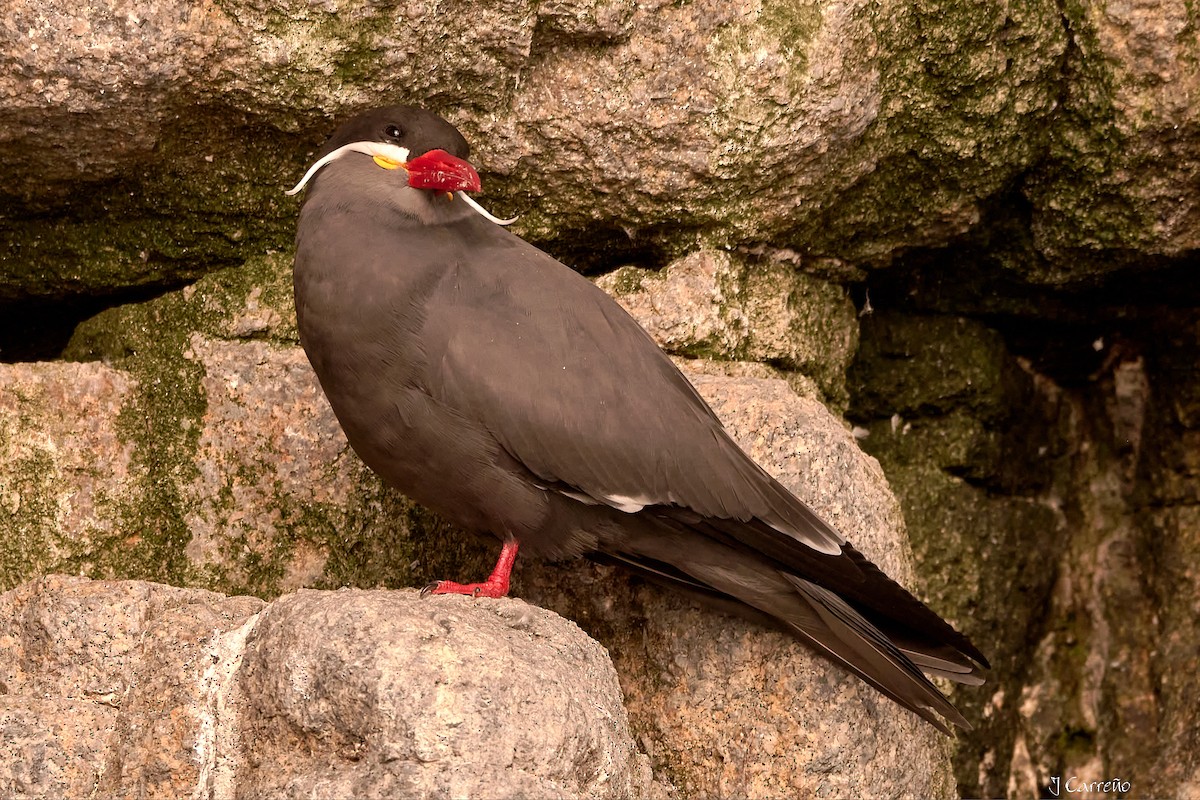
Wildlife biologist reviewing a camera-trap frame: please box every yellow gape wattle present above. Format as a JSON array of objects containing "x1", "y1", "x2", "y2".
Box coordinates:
[{"x1": 373, "y1": 154, "x2": 404, "y2": 170}]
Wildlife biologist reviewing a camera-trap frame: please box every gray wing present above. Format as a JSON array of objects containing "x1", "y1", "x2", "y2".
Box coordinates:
[{"x1": 419, "y1": 223, "x2": 844, "y2": 557}]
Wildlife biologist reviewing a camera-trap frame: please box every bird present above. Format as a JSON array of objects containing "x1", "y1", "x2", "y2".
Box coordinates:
[{"x1": 288, "y1": 105, "x2": 988, "y2": 734}]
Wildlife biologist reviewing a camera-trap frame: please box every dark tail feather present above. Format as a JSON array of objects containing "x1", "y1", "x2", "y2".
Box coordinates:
[
  {"x1": 780, "y1": 574, "x2": 971, "y2": 733},
  {"x1": 596, "y1": 540, "x2": 983, "y2": 734},
  {"x1": 670, "y1": 512, "x2": 989, "y2": 671}
]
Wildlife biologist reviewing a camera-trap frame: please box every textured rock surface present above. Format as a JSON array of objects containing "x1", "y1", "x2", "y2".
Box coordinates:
[
  {"x1": 597, "y1": 249, "x2": 859, "y2": 407},
  {"x1": 0, "y1": 361, "x2": 137, "y2": 588},
  {"x1": 237, "y1": 589, "x2": 655, "y2": 799},
  {"x1": 0, "y1": 575, "x2": 264, "y2": 799},
  {"x1": 849, "y1": 313, "x2": 1068, "y2": 795},
  {"x1": 845, "y1": 311, "x2": 1200, "y2": 798},
  {"x1": 0, "y1": 575, "x2": 654, "y2": 800},
  {"x1": 1137, "y1": 321, "x2": 1200, "y2": 798},
  {"x1": 1025, "y1": 0, "x2": 1200, "y2": 270},
  {"x1": 6, "y1": 0, "x2": 1165, "y2": 299},
  {"x1": 182, "y1": 334, "x2": 356, "y2": 591}
]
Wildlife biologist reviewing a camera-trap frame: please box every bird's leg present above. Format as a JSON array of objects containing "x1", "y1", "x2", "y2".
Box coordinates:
[{"x1": 421, "y1": 540, "x2": 519, "y2": 599}]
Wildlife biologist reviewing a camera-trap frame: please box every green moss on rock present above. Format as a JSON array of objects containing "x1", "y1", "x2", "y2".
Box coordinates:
[
  {"x1": 58, "y1": 254, "x2": 292, "y2": 593},
  {"x1": 62, "y1": 294, "x2": 209, "y2": 588},
  {"x1": 0, "y1": 442, "x2": 62, "y2": 590},
  {"x1": 1, "y1": 108, "x2": 307, "y2": 305}
]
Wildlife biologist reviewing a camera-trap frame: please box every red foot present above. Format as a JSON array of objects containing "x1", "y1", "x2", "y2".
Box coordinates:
[{"x1": 421, "y1": 540, "x2": 519, "y2": 599}]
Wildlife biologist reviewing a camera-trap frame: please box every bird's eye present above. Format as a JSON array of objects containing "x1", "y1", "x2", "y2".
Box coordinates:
[{"x1": 384, "y1": 125, "x2": 403, "y2": 140}]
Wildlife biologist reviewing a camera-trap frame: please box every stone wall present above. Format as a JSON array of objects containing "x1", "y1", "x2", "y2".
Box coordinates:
[{"x1": 3, "y1": 0, "x2": 1198, "y2": 795}]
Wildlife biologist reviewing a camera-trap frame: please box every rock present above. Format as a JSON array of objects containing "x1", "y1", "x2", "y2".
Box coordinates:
[
  {"x1": 0, "y1": 575, "x2": 655, "y2": 800},
  {"x1": 847, "y1": 312, "x2": 1068, "y2": 796},
  {"x1": 1141, "y1": 328, "x2": 1200, "y2": 800},
  {"x1": 0, "y1": 575, "x2": 263, "y2": 799},
  {"x1": 597, "y1": 249, "x2": 859, "y2": 406},
  {"x1": 181, "y1": 333, "x2": 359, "y2": 591},
  {"x1": 237, "y1": 590, "x2": 655, "y2": 799},
  {"x1": 1025, "y1": 0, "x2": 1200, "y2": 271},
  {"x1": 4, "y1": 0, "x2": 1077, "y2": 297},
  {"x1": 7, "y1": 0, "x2": 1186, "y2": 301},
  {"x1": 0, "y1": 361, "x2": 137, "y2": 588},
  {"x1": 0, "y1": 698, "x2": 114, "y2": 800},
  {"x1": 844, "y1": 309, "x2": 1200, "y2": 799}
]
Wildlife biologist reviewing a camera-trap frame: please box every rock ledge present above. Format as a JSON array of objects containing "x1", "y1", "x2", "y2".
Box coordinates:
[{"x1": 0, "y1": 575, "x2": 653, "y2": 800}]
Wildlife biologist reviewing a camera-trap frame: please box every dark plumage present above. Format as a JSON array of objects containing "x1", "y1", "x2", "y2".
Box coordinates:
[{"x1": 291, "y1": 105, "x2": 988, "y2": 733}]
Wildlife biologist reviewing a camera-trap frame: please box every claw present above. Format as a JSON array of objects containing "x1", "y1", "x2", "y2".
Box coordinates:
[{"x1": 418, "y1": 540, "x2": 520, "y2": 599}]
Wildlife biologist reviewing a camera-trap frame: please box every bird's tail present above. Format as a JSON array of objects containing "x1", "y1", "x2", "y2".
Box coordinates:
[{"x1": 597, "y1": 523, "x2": 985, "y2": 734}]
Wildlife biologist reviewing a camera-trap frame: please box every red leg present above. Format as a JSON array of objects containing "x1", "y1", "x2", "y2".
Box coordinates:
[{"x1": 421, "y1": 540, "x2": 519, "y2": 599}]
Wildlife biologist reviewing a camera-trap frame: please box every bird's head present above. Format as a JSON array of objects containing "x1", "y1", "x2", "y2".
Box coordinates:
[{"x1": 287, "y1": 106, "x2": 516, "y2": 225}]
